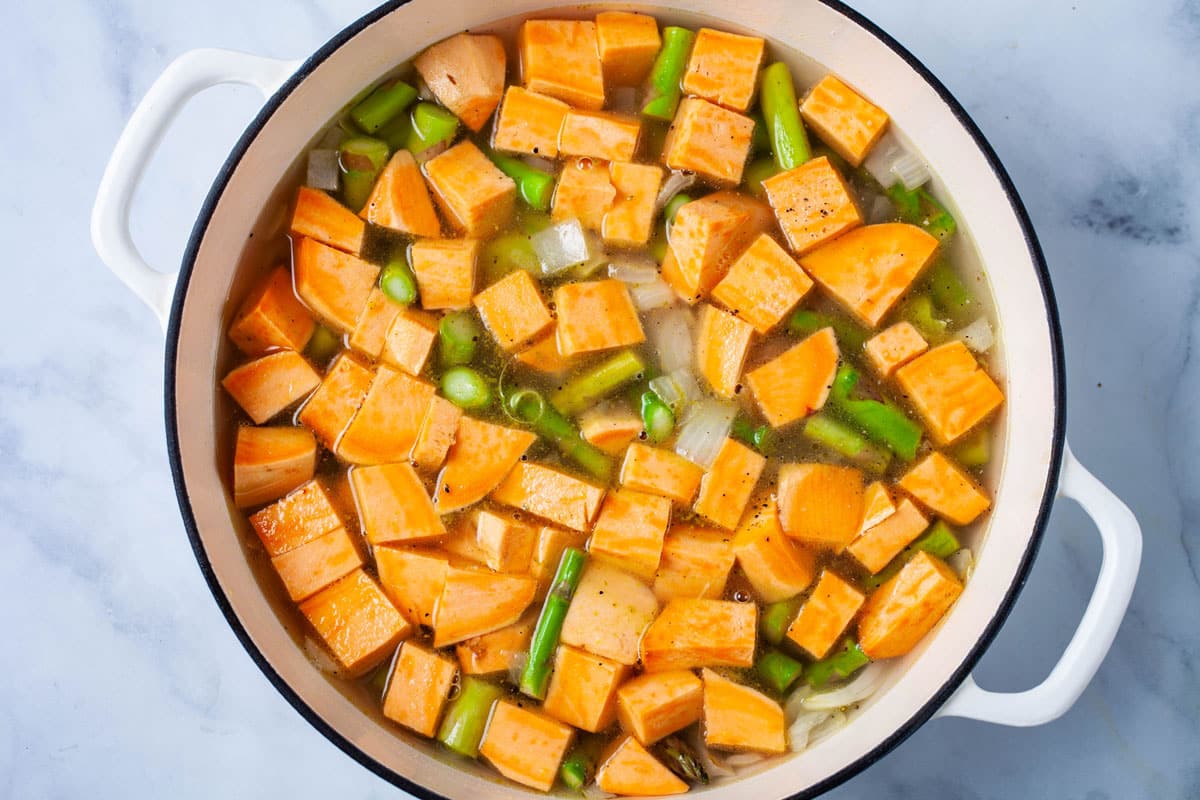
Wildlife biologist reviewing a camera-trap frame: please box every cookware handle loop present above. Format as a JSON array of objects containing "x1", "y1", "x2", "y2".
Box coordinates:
[
  {"x1": 936, "y1": 442, "x2": 1141, "y2": 726},
  {"x1": 91, "y1": 48, "x2": 300, "y2": 331}
]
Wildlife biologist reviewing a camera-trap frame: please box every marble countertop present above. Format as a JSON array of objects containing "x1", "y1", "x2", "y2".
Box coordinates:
[{"x1": 2, "y1": 0, "x2": 1197, "y2": 797}]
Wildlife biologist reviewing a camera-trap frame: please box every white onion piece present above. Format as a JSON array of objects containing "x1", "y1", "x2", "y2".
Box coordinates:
[
  {"x1": 416, "y1": 78, "x2": 436, "y2": 101},
  {"x1": 532, "y1": 219, "x2": 597, "y2": 275},
  {"x1": 303, "y1": 637, "x2": 340, "y2": 674},
  {"x1": 863, "y1": 131, "x2": 930, "y2": 191},
  {"x1": 867, "y1": 194, "x2": 894, "y2": 224},
  {"x1": 317, "y1": 125, "x2": 345, "y2": 149},
  {"x1": 788, "y1": 708, "x2": 833, "y2": 751},
  {"x1": 675, "y1": 398, "x2": 737, "y2": 468},
  {"x1": 685, "y1": 726, "x2": 735, "y2": 778},
  {"x1": 954, "y1": 317, "x2": 995, "y2": 353},
  {"x1": 784, "y1": 682, "x2": 816, "y2": 723},
  {"x1": 629, "y1": 279, "x2": 677, "y2": 311},
  {"x1": 890, "y1": 152, "x2": 932, "y2": 191},
  {"x1": 582, "y1": 784, "x2": 618, "y2": 800},
  {"x1": 947, "y1": 547, "x2": 974, "y2": 580},
  {"x1": 809, "y1": 709, "x2": 848, "y2": 745},
  {"x1": 306, "y1": 149, "x2": 341, "y2": 191},
  {"x1": 521, "y1": 153, "x2": 557, "y2": 173},
  {"x1": 655, "y1": 170, "x2": 698, "y2": 213},
  {"x1": 648, "y1": 369, "x2": 701, "y2": 412},
  {"x1": 646, "y1": 308, "x2": 694, "y2": 374},
  {"x1": 723, "y1": 752, "x2": 767, "y2": 768},
  {"x1": 608, "y1": 86, "x2": 638, "y2": 115},
  {"x1": 800, "y1": 662, "x2": 886, "y2": 711},
  {"x1": 608, "y1": 259, "x2": 661, "y2": 285}
]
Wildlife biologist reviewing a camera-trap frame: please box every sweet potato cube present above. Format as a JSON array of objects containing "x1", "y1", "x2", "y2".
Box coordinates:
[
  {"x1": 492, "y1": 86, "x2": 570, "y2": 157},
  {"x1": 596, "y1": 735, "x2": 689, "y2": 796},
  {"x1": 595, "y1": 11, "x2": 661, "y2": 85},
  {"x1": 799, "y1": 223, "x2": 939, "y2": 327},
  {"x1": 473, "y1": 269, "x2": 554, "y2": 351},
  {"x1": 515, "y1": 329, "x2": 576, "y2": 374},
  {"x1": 336, "y1": 367, "x2": 435, "y2": 465},
  {"x1": 233, "y1": 425, "x2": 317, "y2": 508},
  {"x1": 530, "y1": 526, "x2": 588, "y2": 597},
  {"x1": 440, "y1": 516, "x2": 492, "y2": 567},
  {"x1": 641, "y1": 599, "x2": 756, "y2": 672},
  {"x1": 695, "y1": 304, "x2": 754, "y2": 399},
  {"x1": 859, "y1": 551, "x2": 963, "y2": 658},
  {"x1": 899, "y1": 451, "x2": 991, "y2": 525},
  {"x1": 865, "y1": 321, "x2": 928, "y2": 377},
  {"x1": 474, "y1": 509, "x2": 537, "y2": 573},
  {"x1": 579, "y1": 402, "x2": 643, "y2": 456},
  {"x1": 763, "y1": 156, "x2": 862, "y2": 255},
  {"x1": 433, "y1": 566, "x2": 537, "y2": 647},
  {"x1": 860, "y1": 480, "x2": 897, "y2": 533},
  {"x1": 490, "y1": 462, "x2": 606, "y2": 532},
  {"x1": 297, "y1": 352, "x2": 373, "y2": 447},
  {"x1": 559, "y1": 110, "x2": 641, "y2": 162},
  {"x1": 603, "y1": 161, "x2": 663, "y2": 246},
  {"x1": 777, "y1": 463, "x2": 865, "y2": 548},
  {"x1": 561, "y1": 561, "x2": 660, "y2": 665},
  {"x1": 616, "y1": 670, "x2": 703, "y2": 745},
  {"x1": 270, "y1": 525, "x2": 363, "y2": 602},
  {"x1": 711, "y1": 234, "x2": 814, "y2": 333},
  {"x1": 682, "y1": 28, "x2": 765, "y2": 112},
  {"x1": 800, "y1": 74, "x2": 890, "y2": 167},
  {"x1": 350, "y1": 461, "x2": 445, "y2": 545},
  {"x1": 383, "y1": 642, "x2": 458, "y2": 736},
  {"x1": 410, "y1": 395, "x2": 462, "y2": 472},
  {"x1": 479, "y1": 701, "x2": 575, "y2": 792},
  {"x1": 228, "y1": 266, "x2": 315, "y2": 356},
  {"x1": 249, "y1": 480, "x2": 341, "y2": 556},
  {"x1": 554, "y1": 279, "x2": 645, "y2": 356},
  {"x1": 588, "y1": 488, "x2": 672, "y2": 582},
  {"x1": 434, "y1": 417, "x2": 536, "y2": 513},
  {"x1": 413, "y1": 33, "x2": 506, "y2": 132},
  {"x1": 375, "y1": 546, "x2": 448, "y2": 627},
  {"x1": 544, "y1": 645, "x2": 631, "y2": 732},
  {"x1": 223, "y1": 350, "x2": 321, "y2": 425},
  {"x1": 299, "y1": 569, "x2": 409, "y2": 676},
  {"x1": 733, "y1": 495, "x2": 819, "y2": 603},
  {"x1": 895, "y1": 341, "x2": 1004, "y2": 445},
  {"x1": 292, "y1": 237, "x2": 379, "y2": 333},
  {"x1": 848, "y1": 498, "x2": 930, "y2": 574},
  {"x1": 290, "y1": 186, "x2": 365, "y2": 254},
  {"x1": 349, "y1": 288, "x2": 401, "y2": 360},
  {"x1": 620, "y1": 443, "x2": 704, "y2": 505},
  {"x1": 424, "y1": 141, "x2": 515, "y2": 236},
  {"x1": 786, "y1": 569, "x2": 865, "y2": 659},
  {"x1": 552, "y1": 157, "x2": 616, "y2": 232},
  {"x1": 409, "y1": 238, "x2": 478, "y2": 311},
  {"x1": 519, "y1": 19, "x2": 606, "y2": 110},
  {"x1": 701, "y1": 669, "x2": 787, "y2": 754},
  {"x1": 379, "y1": 306, "x2": 438, "y2": 375},
  {"x1": 694, "y1": 437, "x2": 766, "y2": 529},
  {"x1": 456, "y1": 610, "x2": 536, "y2": 675},
  {"x1": 653, "y1": 525, "x2": 735, "y2": 602},
  {"x1": 662, "y1": 97, "x2": 754, "y2": 185},
  {"x1": 745, "y1": 327, "x2": 839, "y2": 428},
  {"x1": 660, "y1": 191, "x2": 771, "y2": 302},
  {"x1": 358, "y1": 149, "x2": 441, "y2": 237}
]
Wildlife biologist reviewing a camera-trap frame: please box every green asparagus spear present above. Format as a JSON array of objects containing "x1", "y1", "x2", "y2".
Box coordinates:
[
  {"x1": 864, "y1": 521, "x2": 961, "y2": 590},
  {"x1": 305, "y1": 324, "x2": 342, "y2": 365},
  {"x1": 380, "y1": 254, "x2": 418, "y2": 305},
  {"x1": 950, "y1": 425, "x2": 991, "y2": 468},
  {"x1": 806, "y1": 639, "x2": 870, "y2": 688},
  {"x1": 486, "y1": 149, "x2": 556, "y2": 211},
  {"x1": 437, "y1": 677, "x2": 504, "y2": 757},
  {"x1": 560, "y1": 735, "x2": 605, "y2": 791},
  {"x1": 664, "y1": 192, "x2": 694, "y2": 225},
  {"x1": 642, "y1": 27, "x2": 696, "y2": 121},
  {"x1": 803, "y1": 414, "x2": 892, "y2": 474},
  {"x1": 744, "y1": 156, "x2": 782, "y2": 198},
  {"x1": 899, "y1": 294, "x2": 950, "y2": 342},
  {"x1": 550, "y1": 350, "x2": 646, "y2": 415},
  {"x1": 338, "y1": 136, "x2": 390, "y2": 211},
  {"x1": 438, "y1": 311, "x2": 481, "y2": 366},
  {"x1": 757, "y1": 649, "x2": 806, "y2": 693},
  {"x1": 887, "y1": 183, "x2": 958, "y2": 242},
  {"x1": 731, "y1": 415, "x2": 775, "y2": 455},
  {"x1": 350, "y1": 78, "x2": 418, "y2": 134},
  {"x1": 923, "y1": 260, "x2": 977, "y2": 323},
  {"x1": 640, "y1": 391, "x2": 675, "y2": 444},
  {"x1": 482, "y1": 231, "x2": 540, "y2": 283},
  {"x1": 760, "y1": 596, "x2": 803, "y2": 646},
  {"x1": 760, "y1": 62, "x2": 812, "y2": 169},
  {"x1": 507, "y1": 390, "x2": 614, "y2": 482},
  {"x1": 403, "y1": 101, "x2": 459, "y2": 155},
  {"x1": 441, "y1": 366, "x2": 493, "y2": 409},
  {"x1": 787, "y1": 308, "x2": 868, "y2": 353},
  {"x1": 656, "y1": 736, "x2": 709, "y2": 784},
  {"x1": 521, "y1": 548, "x2": 587, "y2": 699},
  {"x1": 828, "y1": 366, "x2": 923, "y2": 461}
]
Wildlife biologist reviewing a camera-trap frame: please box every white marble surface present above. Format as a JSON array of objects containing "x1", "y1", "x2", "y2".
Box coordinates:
[{"x1": 2, "y1": 0, "x2": 1197, "y2": 797}]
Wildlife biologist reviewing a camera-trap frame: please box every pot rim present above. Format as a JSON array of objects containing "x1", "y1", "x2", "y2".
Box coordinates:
[{"x1": 163, "y1": 1, "x2": 1067, "y2": 797}]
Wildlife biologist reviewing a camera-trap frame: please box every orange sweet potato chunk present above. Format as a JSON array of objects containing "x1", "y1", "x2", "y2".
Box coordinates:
[
  {"x1": 473, "y1": 509, "x2": 537, "y2": 573},
  {"x1": 349, "y1": 288, "x2": 401, "y2": 360},
  {"x1": 620, "y1": 443, "x2": 705, "y2": 505},
  {"x1": 234, "y1": 425, "x2": 317, "y2": 508},
  {"x1": 616, "y1": 670, "x2": 703, "y2": 745},
  {"x1": 552, "y1": 157, "x2": 617, "y2": 232},
  {"x1": 899, "y1": 451, "x2": 991, "y2": 525},
  {"x1": 859, "y1": 551, "x2": 963, "y2": 659},
  {"x1": 579, "y1": 402, "x2": 643, "y2": 456},
  {"x1": 413, "y1": 33, "x2": 506, "y2": 132},
  {"x1": 588, "y1": 488, "x2": 672, "y2": 582},
  {"x1": 410, "y1": 395, "x2": 462, "y2": 472},
  {"x1": 434, "y1": 417, "x2": 536, "y2": 513},
  {"x1": 293, "y1": 236, "x2": 379, "y2": 333},
  {"x1": 473, "y1": 269, "x2": 554, "y2": 351},
  {"x1": 786, "y1": 569, "x2": 865, "y2": 659},
  {"x1": 409, "y1": 238, "x2": 478, "y2": 311},
  {"x1": 860, "y1": 480, "x2": 897, "y2": 533},
  {"x1": 653, "y1": 524, "x2": 735, "y2": 602},
  {"x1": 682, "y1": 28, "x2": 765, "y2": 112},
  {"x1": 895, "y1": 341, "x2": 1004, "y2": 445},
  {"x1": 641, "y1": 598, "x2": 756, "y2": 672},
  {"x1": 248, "y1": 479, "x2": 341, "y2": 557},
  {"x1": 763, "y1": 156, "x2": 862, "y2": 255},
  {"x1": 695, "y1": 303, "x2": 755, "y2": 399},
  {"x1": 711, "y1": 234, "x2": 814, "y2": 333},
  {"x1": 433, "y1": 566, "x2": 537, "y2": 647},
  {"x1": 228, "y1": 266, "x2": 315, "y2": 356},
  {"x1": 733, "y1": 495, "x2": 819, "y2": 603},
  {"x1": 290, "y1": 186, "x2": 365, "y2": 254},
  {"x1": 479, "y1": 701, "x2": 575, "y2": 792},
  {"x1": 380, "y1": 306, "x2": 439, "y2": 375},
  {"x1": 559, "y1": 110, "x2": 641, "y2": 162},
  {"x1": 745, "y1": 327, "x2": 839, "y2": 428},
  {"x1": 383, "y1": 641, "x2": 458, "y2": 736},
  {"x1": 554, "y1": 279, "x2": 645, "y2": 356},
  {"x1": 456, "y1": 609, "x2": 536, "y2": 675},
  {"x1": 336, "y1": 367, "x2": 435, "y2": 465},
  {"x1": 375, "y1": 546, "x2": 448, "y2": 628},
  {"x1": 561, "y1": 561, "x2": 660, "y2": 665},
  {"x1": 492, "y1": 86, "x2": 570, "y2": 157},
  {"x1": 543, "y1": 645, "x2": 631, "y2": 732},
  {"x1": 596, "y1": 735, "x2": 689, "y2": 796},
  {"x1": 662, "y1": 97, "x2": 754, "y2": 184},
  {"x1": 661, "y1": 191, "x2": 772, "y2": 302},
  {"x1": 604, "y1": 161, "x2": 663, "y2": 247},
  {"x1": 701, "y1": 669, "x2": 787, "y2": 754},
  {"x1": 350, "y1": 461, "x2": 445, "y2": 545},
  {"x1": 777, "y1": 463, "x2": 865, "y2": 548},
  {"x1": 800, "y1": 74, "x2": 890, "y2": 167},
  {"x1": 693, "y1": 437, "x2": 766, "y2": 529},
  {"x1": 847, "y1": 498, "x2": 930, "y2": 573},
  {"x1": 424, "y1": 141, "x2": 515, "y2": 236},
  {"x1": 297, "y1": 352, "x2": 374, "y2": 448},
  {"x1": 270, "y1": 525, "x2": 363, "y2": 602},
  {"x1": 799, "y1": 223, "x2": 939, "y2": 327},
  {"x1": 595, "y1": 11, "x2": 661, "y2": 86},
  {"x1": 515, "y1": 329, "x2": 577, "y2": 374},
  {"x1": 519, "y1": 19, "x2": 606, "y2": 110},
  {"x1": 359, "y1": 149, "x2": 441, "y2": 238},
  {"x1": 865, "y1": 321, "x2": 929, "y2": 377},
  {"x1": 223, "y1": 350, "x2": 321, "y2": 425},
  {"x1": 490, "y1": 462, "x2": 606, "y2": 532},
  {"x1": 299, "y1": 569, "x2": 410, "y2": 676}
]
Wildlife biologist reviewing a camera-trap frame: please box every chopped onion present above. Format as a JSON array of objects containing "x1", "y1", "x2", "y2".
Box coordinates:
[
  {"x1": 521, "y1": 153, "x2": 557, "y2": 173},
  {"x1": 646, "y1": 307, "x2": 694, "y2": 374},
  {"x1": 947, "y1": 547, "x2": 974, "y2": 580},
  {"x1": 723, "y1": 752, "x2": 767, "y2": 769},
  {"x1": 675, "y1": 398, "x2": 737, "y2": 468},
  {"x1": 655, "y1": 170, "x2": 698, "y2": 213},
  {"x1": 954, "y1": 317, "x2": 995, "y2": 353},
  {"x1": 890, "y1": 151, "x2": 932, "y2": 191},
  {"x1": 532, "y1": 219, "x2": 598, "y2": 276},
  {"x1": 784, "y1": 683, "x2": 816, "y2": 723},
  {"x1": 608, "y1": 86, "x2": 638, "y2": 115},
  {"x1": 863, "y1": 131, "x2": 930, "y2": 191},
  {"x1": 648, "y1": 369, "x2": 701, "y2": 412},
  {"x1": 685, "y1": 726, "x2": 734, "y2": 778},
  {"x1": 867, "y1": 194, "x2": 894, "y2": 224},
  {"x1": 629, "y1": 279, "x2": 677, "y2": 311},
  {"x1": 788, "y1": 708, "x2": 833, "y2": 751},
  {"x1": 809, "y1": 709, "x2": 849, "y2": 745},
  {"x1": 317, "y1": 125, "x2": 345, "y2": 149},
  {"x1": 608, "y1": 259, "x2": 661, "y2": 285},
  {"x1": 306, "y1": 149, "x2": 341, "y2": 191},
  {"x1": 303, "y1": 637, "x2": 340, "y2": 674},
  {"x1": 582, "y1": 785, "x2": 618, "y2": 800},
  {"x1": 800, "y1": 662, "x2": 886, "y2": 711}
]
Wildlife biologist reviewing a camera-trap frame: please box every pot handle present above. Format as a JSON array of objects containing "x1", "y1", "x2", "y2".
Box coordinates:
[
  {"x1": 91, "y1": 48, "x2": 301, "y2": 331},
  {"x1": 935, "y1": 442, "x2": 1141, "y2": 726}
]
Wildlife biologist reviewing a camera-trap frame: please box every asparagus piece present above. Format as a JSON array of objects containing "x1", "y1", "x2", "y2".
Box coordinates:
[
  {"x1": 507, "y1": 390, "x2": 614, "y2": 482},
  {"x1": 760, "y1": 597, "x2": 803, "y2": 645},
  {"x1": 806, "y1": 639, "x2": 870, "y2": 688},
  {"x1": 350, "y1": 78, "x2": 418, "y2": 134},
  {"x1": 864, "y1": 521, "x2": 961, "y2": 590},
  {"x1": 923, "y1": 259, "x2": 977, "y2": 323},
  {"x1": 560, "y1": 735, "x2": 605, "y2": 792},
  {"x1": 664, "y1": 192, "x2": 694, "y2": 225},
  {"x1": 899, "y1": 294, "x2": 950, "y2": 342},
  {"x1": 305, "y1": 324, "x2": 342, "y2": 365},
  {"x1": 441, "y1": 366, "x2": 493, "y2": 409},
  {"x1": 520, "y1": 548, "x2": 587, "y2": 699},
  {"x1": 787, "y1": 308, "x2": 868, "y2": 353},
  {"x1": 757, "y1": 649, "x2": 805, "y2": 693},
  {"x1": 803, "y1": 414, "x2": 892, "y2": 475},
  {"x1": 338, "y1": 136, "x2": 390, "y2": 211},
  {"x1": 743, "y1": 156, "x2": 782, "y2": 198},
  {"x1": 656, "y1": 735, "x2": 709, "y2": 784},
  {"x1": 482, "y1": 231, "x2": 540, "y2": 284},
  {"x1": 437, "y1": 677, "x2": 504, "y2": 758},
  {"x1": 640, "y1": 390, "x2": 675, "y2": 444},
  {"x1": 403, "y1": 101, "x2": 460, "y2": 156},
  {"x1": 486, "y1": 149, "x2": 556, "y2": 211},
  {"x1": 950, "y1": 425, "x2": 991, "y2": 468},
  {"x1": 828, "y1": 366, "x2": 923, "y2": 461},
  {"x1": 550, "y1": 350, "x2": 647, "y2": 415},
  {"x1": 887, "y1": 183, "x2": 958, "y2": 242},
  {"x1": 642, "y1": 27, "x2": 696, "y2": 121},
  {"x1": 731, "y1": 415, "x2": 775, "y2": 455},
  {"x1": 380, "y1": 254, "x2": 418, "y2": 305},
  {"x1": 438, "y1": 311, "x2": 481, "y2": 366},
  {"x1": 750, "y1": 111, "x2": 771, "y2": 154},
  {"x1": 760, "y1": 62, "x2": 812, "y2": 170}
]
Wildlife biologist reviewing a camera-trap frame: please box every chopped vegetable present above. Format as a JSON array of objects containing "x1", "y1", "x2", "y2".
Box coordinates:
[
  {"x1": 673, "y1": 398, "x2": 737, "y2": 469},
  {"x1": 560, "y1": 735, "x2": 604, "y2": 790},
  {"x1": 648, "y1": 369, "x2": 702, "y2": 413},
  {"x1": 756, "y1": 649, "x2": 805, "y2": 693},
  {"x1": 551, "y1": 350, "x2": 646, "y2": 415},
  {"x1": 305, "y1": 323, "x2": 342, "y2": 364},
  {"x1": 828, "y1": 365, "x2": 923, "y2": 461},
  {"x1": 441, "y1": 366, "x2": 493, "y2": 409},
  {"x1": 743, "y1": 156, "x2": 781, "y2": 198},
  {"x1": 640, "y1": 391, "x2": 675, "y2": 443},
  {"x1": 482, "y1": 231, "x2": 540, "y2": 283},
  {"x1": 379, "y1": 254, "x2": 418, "y2": 305},
  {"x1": 656, "y1": 735, "x2": 709, "y2": 784},
  {"x1": 350, "y1": 78, "x2": 418, "y2": 133},
  {"x1": 438, "y1": 311, "x2": 481, "y2": 366},
  {"x1": 803, "y1": 414, "x2": 892, "y2": 474},
  {"x1": 731, "y1": 416, "x2": 775, "y2": 455},
  {"x1": 888, "y1": 183, "x2": 957, "y2": 241},
  {"x1": 306, "y1": 149, "x2": 340, "y2": 191},
  {"x1": 924, "y1": 260, "x2": 977, "y2": 321},
  {"x1": 664, "y1": 192, "x2": 693, "y2": 225},
  {"x1": 799, "y1": 74, "x2": 889, "y2": 168},
  {"x1": 900, "y1": 294, "x2": 950, "y2": 342},
  {"x1": 951, "y1": 425, "x2": 991, "y2": 468},
  {"x1": 645, "y1": 307, "x2": 695, "y2": 374},
  {"x1": 403, "y1": 101, "x2": 460, "y2": 156},
  {"x1": 787, "y1": 308, "x2": 868, "y2": 353},
  {"x1": 337, "y1": 136, "x2": 390, "y2": 211},
  {"x1": 520, "y1": 547, "x2": 587, "y2": 699},
  {"x1": 760, "y1": 597, "x2": 802, "y2": 645},
  {"x1": 531, "y1": 218, "x2": 603, "y2": 276},
  {"x1": 760, "y1": 62, "x2": 812, "y2": 170},
  {"x1": 438, "y1": 676, "x2": 505, "y2": 757},
  {"x1": 486, "y1": 148, "x2": 556, "y2": 211},
  {"x1": 805, "y1": 639, "x2": 871, "y2": 688},
  {"x1": 642, "y1": 26, "x2": 696, "y2": 121},
  {"x1": 506, "y1": 389, "x2": 615, "y2": 482}
]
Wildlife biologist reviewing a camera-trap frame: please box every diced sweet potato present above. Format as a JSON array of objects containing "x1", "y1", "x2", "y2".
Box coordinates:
[
  {"x1": 530, "y1": 526, "x2": 588, "y2": 597},
  {"x1": 786, "y1": 569, "x2": 865, "y2": 659},
  {"x1": 380, "y1": 306, "x2": 439, "y2": 375},
  {"x1": 859, "y1": 551, "x2": 963, "y2": 658},
  {"x1": 474, "y1": 509, "x2": 537, "y2": 573},
  {"x1": 299, "y1": 569, "x2": 409, "y2": 676},
  {"x1": 490, "y1": 462, "x2": 606, "y2": 532},
  {"x1": 595, "y1": 735, "x2": 689, "y2": 796},
  {"x1": 552, "y1": 157, "x2": 616, "y2": 232},
  {"x1": 763, "y1": 156, "x2": 862, "y2": 255},
  {"x1": 898, "y1": 451, "x2": 991, "y2": 525},
  {"x1": 413, "y1": 33, "x2": 506, "y2": 132},
  {"x1": 439, "y1": 516, "x2": 491, "y2": 567},
  {"x1": 270, "y1": 525, "x2": 363, "y2": 602},
  {"x1": 479, "y1": 701, "x2": 575, "y2": 792},
  {"x1": 800, "y1": 74, "x2": 890, "y2": 167},
  {"x1": 641, "y1": 599, "x2": 756, "y2": 671},
  {"x1": 865, "y1": 321, "x2": 928, "y2": 377},
  {"x1": 374, "y1": 546, "x2": 448, "y2": 627},
  {"x1": 554, "y1": 279, "x2": 645, "y2": 356},
  {"x1": 358, "y1": 149, "x2": 441, "y2": 237},
  {"x1": 223, "y1": 350, "x2": 321, "y2": 425},
  {"x1": 410, "y1": 395, "x2": 462, "y2": 472},
  {"x1": 233, "y1": 425, "x2": 317, "y2": 507},
  {"x1": 519, "y1": 19, "x2": 606, "y2": 110},
  {"x1": 799, "y1": 223, "x2": 939, "y2": 327},
  {"x1": 711, "y1": 234, "x2": 814, "y2": 333},
  {"x1": 473, "y1": 269, "x2": 554, "y2": 351},
  {"x1": 695, "y1": 304, "x2": 754, "y2": 399},
  {"x1": 895, "y1": 341, "x2": 1004, "y2": 445},
  {"x1": 336, "y1": 367, "x2": 435, "y2": 465},
  {"x1": 492, "y1": 86, "x2": 570, "y2": 157},
  {"x1": 292, "y1": 236, "x2": 380, "y2": 333},
  {"x1": 693, "y1": 437, "x2": 766, "y2": 529},
  {"x1": 860, "y1": 480, "x2": 897, "y2": 533},
  {"x1": 660, "y1": 191, "x2": 771, "y2": 302},
  {"x1": 543, "y1": 645, "x2": 631, "y2": 732},
  {"x1": 682, "y1": 28, "x2": 765, "y2": 112},
  {"x1": 848, "y1": 498, "x2": 930, "y2": 574},
  {"x1": 515, "y1": 329, "x2": 577, "y2": 374},
  {"x1": 383, "y1": 641, "x2": 458, "y2": 736},
  {"x1": 433, "y1": 566, "x2": 537, "y2": 647},
  {"x1": 290, "y1": 186, "x2": 365, "y2": 254},
  {"x1": 653, "y1": 524, "x2": 735, "y2": 602},
  {"x1": 297, "y1": 352, "x2": 373, "y2": 448},
  {"x1": 616, "y1": 670, "x2": 703, "y2": 745},
  {"x1": 409, "y1": 238, "x2": 478, "y2": 311},
  {"x1": 456, "y1": 609, "x2": 536, "y2": 675},
  {"x1": 579, "y1": 402, "x2": 643, "y2": 456},
  {"x1": 745, "y1": 327, "x2": 839, "y2": 427},
  {"x1": 777, "y1": 463, "x2": 865, "y2": 548},
  {"x1": 561, "y1": 560, "x2": 660, "y2": 665},
  {"x1": 662, "y1": 97, "x2": 754, "y2": 184},
  {"x1": 349, "y1": 288, "x2": 401, "y2": 360},
  {"x1": 620, "y1": 443, "x2": 704, "y2": 505},
  {"x1": 435, "y1": 417, "x2": 536, "y2": 513},
  {"x1": 603, "y1": 161, "x2": 663, "y2": 246},
  {"x1": 732, "y1": 495, "x2": 819, "y2": 603},
  {"x1": 595, "y1": 11, "x2": 661, "y2": 85},
  {"x1": 228, "y1": 266, "x2": 315, "y2": 356},
  {"x1": 424, "y1": 141, "x2": 516, "y2": 236},
  {"x1": 588, "y1": 488, "x2": 672, "y2": 582},
  {"x1": 249, "y1": 479, "x2": 341, "y2": 557},
  {"x1": 559, "y1": 110, "x2": 641, "y2": 162},
  {"x1": 701, "y1": 669, "x2": 786, "y2": 754},
  {"x1": 350, "y1": 461, "x2": 445, "y2": 545}
]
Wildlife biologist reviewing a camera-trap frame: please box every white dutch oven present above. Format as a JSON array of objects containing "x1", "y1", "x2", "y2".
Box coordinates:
[{"x1": 91, "y1": 2, "x2": 1143, "y2": 798}]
